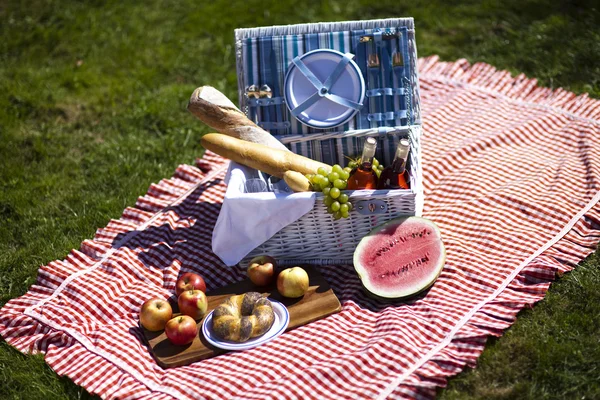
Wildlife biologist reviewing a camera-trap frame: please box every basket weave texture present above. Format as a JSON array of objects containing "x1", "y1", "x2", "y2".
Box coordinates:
[{"x1": 231, "y1": 18, "x2": 424, "y2": 265}]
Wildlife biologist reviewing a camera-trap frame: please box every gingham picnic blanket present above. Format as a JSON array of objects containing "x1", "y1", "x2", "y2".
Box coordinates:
[{"x1": 1, "y1": 56, "x2": 599, "y2": 400}]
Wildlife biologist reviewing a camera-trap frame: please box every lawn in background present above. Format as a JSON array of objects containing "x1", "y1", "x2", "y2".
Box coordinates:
[{"x1": 1, "y1": 0, "x2": 599, "y2": 399}]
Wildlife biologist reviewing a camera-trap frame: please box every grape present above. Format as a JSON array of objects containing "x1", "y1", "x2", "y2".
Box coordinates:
[
  {"x1": 318, "y1": 175, "x2": 330, "y2": 187},
  {"x1": 378, "y1": 165, "x2": 384, "y2": 171},
  {"x1": 373, "y1": 158, "x2": 379, "y2": 167},
  {"x1": 314, "y1": 164, "x2": 351, "y2": 220},
  {"x1": 331, "y1": 201, "x2": 341, "y2": 212},
  {"x1": 346, "y1": 202, "x2": 353, "y2": 212},
  {"x1": 312, "y1": 183, "x2": 321, "y2": 192},
  {"x1": 340, "y1": 203, "x2": 349, "y2": 213},
  {"x1": 375, "y1": 170, "x2": 381, "y2": 178},
  {"x1": 328, "y1": 172, "x2": 340, "y2": 182},
  {"x1": 341, "y1": 210, "x2": 349, "y2": 218},
  {"x1": 348, "y1": 161, "x2": 357, "y2": 169}
]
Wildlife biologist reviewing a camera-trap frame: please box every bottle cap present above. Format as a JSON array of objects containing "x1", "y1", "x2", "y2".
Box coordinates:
[
  {"x1": 362, "y1": 137, "x2": 377, "y2": 160},
  {"x1": 396, "y1": 138, "x2": 410, "y2": 159}
]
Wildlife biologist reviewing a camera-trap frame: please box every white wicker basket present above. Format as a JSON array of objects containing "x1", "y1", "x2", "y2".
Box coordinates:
[{"x1": 227, "y1": 18, "x2": 423, "y2": 266}]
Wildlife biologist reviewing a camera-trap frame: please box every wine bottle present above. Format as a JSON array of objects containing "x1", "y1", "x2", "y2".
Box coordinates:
[
  {"x1": 377, "y1": 138, "x2": 410, "y2": 189},
  {"x1": 347, "y1": 137, "x2": 379, "y2": 190}
]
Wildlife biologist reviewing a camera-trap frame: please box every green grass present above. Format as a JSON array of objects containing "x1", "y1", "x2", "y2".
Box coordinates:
[{"x1": 0, "y1": 0, "x2": 599, "y2": 398}]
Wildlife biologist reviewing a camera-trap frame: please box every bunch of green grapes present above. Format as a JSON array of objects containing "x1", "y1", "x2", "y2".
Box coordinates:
[
  {"x1": 305, "y1": 164, "x2": 353, "y2": 220},
  {"x1": 346, "y1": 157, "x2": 385, "y2": 178},
  {"x1": 373, "y1": 158, "x2": 385, "y2": 178}
]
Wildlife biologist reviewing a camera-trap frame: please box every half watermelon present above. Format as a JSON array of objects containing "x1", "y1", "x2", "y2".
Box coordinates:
[{"x1": 353, "y1": 216, "x2": 446, "y2": 300}]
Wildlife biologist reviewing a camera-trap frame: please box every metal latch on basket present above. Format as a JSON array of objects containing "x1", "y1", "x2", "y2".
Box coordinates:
[{"x1": 355, "y1": 199, "x2": 388, "y2": 215}]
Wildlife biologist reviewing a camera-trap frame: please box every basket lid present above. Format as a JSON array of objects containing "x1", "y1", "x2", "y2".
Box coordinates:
[
  {"x1": 235, "y1": 18, "x2": 420, "y2": 134},
  {"x1": 284, "y1": 49, "x2": 365, "y2": 129}
]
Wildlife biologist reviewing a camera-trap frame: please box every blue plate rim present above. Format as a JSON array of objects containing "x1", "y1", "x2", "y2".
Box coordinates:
[{"x1": 283, "y1": 48, "x2": 365, "y2": 129}]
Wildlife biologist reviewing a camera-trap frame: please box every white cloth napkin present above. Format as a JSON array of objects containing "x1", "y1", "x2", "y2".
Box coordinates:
[{"x1": 212, "y1": 162, "x2": 316, "y2": 266}]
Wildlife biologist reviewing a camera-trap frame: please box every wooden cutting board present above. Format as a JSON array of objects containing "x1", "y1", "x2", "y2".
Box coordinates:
[{"x1": 141, "y1": 265, "x2": 341, "y2": 368}]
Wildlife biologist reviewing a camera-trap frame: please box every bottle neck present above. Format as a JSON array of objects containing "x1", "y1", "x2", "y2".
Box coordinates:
[
  {"x1": 391, "y1": 159, "x2": 406, "y2": 173},
  {"x1": 360, "y1": 137, "x2": 377, "y2": 170},
  {"x1": 391, "y1": 139, "x2": 410, "y2": 173}
]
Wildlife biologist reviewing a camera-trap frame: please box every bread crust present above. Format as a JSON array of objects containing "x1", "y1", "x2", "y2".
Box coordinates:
[
  {"x1": 283, "y1": 170, "x2": 313, "y2": 192},
  {"x1": 201, "y1": 133, "x2": 330, "y2": 179},
  {"x1": 212, "y1": 292, "x2": 275, "y2": 342},
  {"x1": 187, "y1": 86, "x2": 290, "y2": 152}
]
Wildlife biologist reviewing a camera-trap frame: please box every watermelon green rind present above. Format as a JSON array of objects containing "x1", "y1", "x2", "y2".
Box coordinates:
[{"x1": 353, "y1": 216, "x2": 446, "y2": 300}]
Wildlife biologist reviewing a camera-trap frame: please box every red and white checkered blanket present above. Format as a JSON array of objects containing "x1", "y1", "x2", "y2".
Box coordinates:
[{"x1": 2, "y1": 57, "x2": 599, "y2": 399}]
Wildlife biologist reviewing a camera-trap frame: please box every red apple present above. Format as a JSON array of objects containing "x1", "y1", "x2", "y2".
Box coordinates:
[
  {"x1": 164, "y1": 315, "x2": 198, "y2": 346},
  {"x1": 139, "y1": 298, "x2": 173, "y2": 332},
  {"x1": 175, "y1": 272, "x2": 206, "y2": 296},
  {"x1": 247, "y1": 255, "x2": 276, "y2": 286},
  {"x1": 277, "y1": 267, "x2": 310, "y2": 298},
  {"x1": 178, "y1": 289, "x2": 208, "y2": 320}
]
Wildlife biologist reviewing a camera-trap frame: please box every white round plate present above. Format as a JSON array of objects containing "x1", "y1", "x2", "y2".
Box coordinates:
[
  {"x1": 202, "y1": 300, "x2": 289, "y2": 351},
  {"x1": 284, "y1": 49, "x2": 365, "y2": 129}
]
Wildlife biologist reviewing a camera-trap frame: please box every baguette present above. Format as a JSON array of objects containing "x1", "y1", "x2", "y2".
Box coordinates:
[
  {"x1": 283, "y1": 171, "x2": 312, "y2": 192},
  {"x1": 201, "y1": 133, "x2": 330, "y2": 178},
  {"x1": 188, "y1": 86, "x2": 289, "y2": 151}
]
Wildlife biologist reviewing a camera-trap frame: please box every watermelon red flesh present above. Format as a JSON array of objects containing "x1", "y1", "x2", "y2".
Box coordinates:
[{"x1": 353, "y1": 217, "x2": 445, "y2": 299}]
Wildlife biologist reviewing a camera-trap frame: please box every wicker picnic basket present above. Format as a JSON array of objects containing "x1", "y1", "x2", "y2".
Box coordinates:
[{"x1": 229, "y1": 18, "x2": 423, "y2": 265}]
